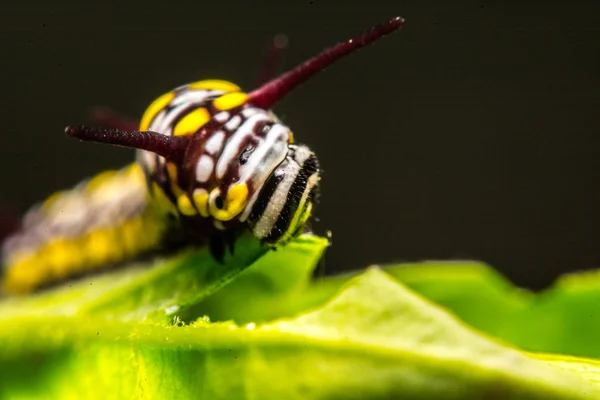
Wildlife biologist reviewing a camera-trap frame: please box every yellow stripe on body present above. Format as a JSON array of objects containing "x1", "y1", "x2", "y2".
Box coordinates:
[
  {"x1": 1, "y1": 164, "x2": 169, "y2": 295},
  {"x1": 151, "y1": 182, "x2": 178, "y2": 215},
  {"x1": 140, "y1": 92, "x2": 176, "y2": 131},
  {"x1": 166, "y1": 162, "x2": 185, "y2": 198},
  {"x1": 192, "y1": 188, "x2": 210, "y2": 217},
  {"x1": 188, "y1": 80, "x2": 241, "y2": 92},
  {"x1": 2, "y1": 209, "x2": 166, "y2": 295},
  {"x1": 173, "y1": 108, "x2": 210, "y2": 137},
  {"x1": 177, "y1": 194, "x2": 197, "y2": 216},
  {"x1": 138, "y1": 80, "x2": 241, "y2": 133},
  {"x1": 41, "y1": 190, "x2": 66, "y2": 211},
  {"x1": 213, "y1": 92, "x2": 248, "y2": 111},
  {"x1": 277, "y1": 174, "x2": 319, "y2": 244}
]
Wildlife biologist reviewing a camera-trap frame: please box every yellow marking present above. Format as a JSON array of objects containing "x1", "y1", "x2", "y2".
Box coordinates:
[
  {"x1": 2, "y1": 258, "x2": 41, "y2": 295},
  {"x1": 1, "y1": 184, "x2": 169, "y2": 295},
  {"x1": 125, "y1": 163, "x2": 145, "y2": 180},
  {"x1": 86, "y1": 170, "x2": 119, "y2": 191},
  {"x1": 4, "y1": 217, "x2": 164, "y2": 294},
  {"x1": 213, "y1": 92, "x2": 248, "y2": 111},
  {"x1": 120, "y1": 218, "x2": 142, "y2": 257},
  {"x1": 173, "y1": 108, "x2": 211, "y2": 137},
  {"x1": 279, "y1": 201, "x2": 313, "y2": 245},
  {"x1": 177, "y1": 194, "x2": 197, "y2": 216},
  {"x1": 41, "y1": 190, "x2": 66, "y2": 210},
  {"x1": 44, "y1": 239, "x2": 75, "y2": 280},
  {"x1": 166, "y1": 163, "x2": 185, "y2": 197},
  {"x1": 140, "y1": 91, "x2": 176, "y2": 130},
  {"x1": 140, "y1": 212, "x2": 165, "y2": 248},
  {"x1": 192, "y1": 188, "x2": 209, "y2": 217},
  {"x1": 85, "y1": 229, "x2": 118, "y2": 266},
  {"x1": 279, "y1": 201, "x2": 309, "y2": 245},
  {"x1": 297, "y1": 202, "x2": 313, "y2": 235},
  {"x1": 151, "y1": 182, "x2": 177, "y2": 215},
  {"x1": 188, "y1": 80, "x2": 241, "y2": 92},
  {"x1": 288, "y1": 131, "x2": 295, "y2": 144},
  {"x1": 209, "y1": 183, "x2": 249, "y2": 221}
]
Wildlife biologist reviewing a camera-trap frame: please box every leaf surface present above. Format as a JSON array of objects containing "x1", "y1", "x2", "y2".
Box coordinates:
[{"x1": 2, "y1": 236, "x2": 600, "y2": 399}]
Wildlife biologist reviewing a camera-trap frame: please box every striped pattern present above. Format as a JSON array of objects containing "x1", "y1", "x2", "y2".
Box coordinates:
[
  {"x1": 1, "y1": 80, "x2": 320, "y2": 294},
  {"x1": 1, "y1": 165, "x2": 168, "y2": 294},
  {"x1": 247, "y1": 145, "x2": 320, "y2": 244},
  {"x1": 134, "y1": 81, "x2": 295, "y2": 231}
]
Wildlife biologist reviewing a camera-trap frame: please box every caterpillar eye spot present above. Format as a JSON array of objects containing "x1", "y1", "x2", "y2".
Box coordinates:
[
  {"x1": 238, "y1": 146, "x2": 255, "y2": 165},
  {"x1": 215, "y1": 195, "x2": 224, "y2": 210},
  {"x1": 261, "y1": 124, "x2": 272, "y2": 134}
]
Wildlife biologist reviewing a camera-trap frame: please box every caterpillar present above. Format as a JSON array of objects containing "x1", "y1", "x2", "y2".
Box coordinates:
[{"x1": 1, "y1": 17, "x2": 404, "y2": 295}]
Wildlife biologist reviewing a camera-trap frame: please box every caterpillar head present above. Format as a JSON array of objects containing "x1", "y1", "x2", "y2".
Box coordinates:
[{"x1": 66, "y1": 17, "x2": 403, "y2": 247}]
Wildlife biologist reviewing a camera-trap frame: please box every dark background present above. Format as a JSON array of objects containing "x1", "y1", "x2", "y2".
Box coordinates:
[{"x1": 1, "y1": 1, "x2": 598, "y2": 290}]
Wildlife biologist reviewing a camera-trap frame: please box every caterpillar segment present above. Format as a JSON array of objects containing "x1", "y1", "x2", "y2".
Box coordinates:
[
  {"x1": 67, "y1": 81, "x2": 319, "y2": 251},
  {"x1": 1, "y1": 17, "x2": 404, "y2": 294},
  {"x1": 1, "y1": 165, "x2": 168, "y2": 294}
]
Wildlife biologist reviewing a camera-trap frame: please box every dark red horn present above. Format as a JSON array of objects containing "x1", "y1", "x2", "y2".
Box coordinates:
[
  {"x1": 65, "y1": 125, "x2": 189, "y2": 163},
  {"x1": 247, "y1": 16, "x2": 404, "y2": 110}
]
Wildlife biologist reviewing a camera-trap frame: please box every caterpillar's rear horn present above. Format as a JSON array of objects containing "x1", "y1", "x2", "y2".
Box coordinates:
[{"x1": 247, "y1": 16, "x2": 404, "y2": 110}]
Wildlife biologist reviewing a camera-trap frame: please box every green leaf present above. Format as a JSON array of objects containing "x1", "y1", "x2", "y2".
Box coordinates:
[
  {"x1": 1, "y1": 265, "x2": 599, "y2": 399},
  {"x1": 375, "y1": 263, "x2": 600, "y2": 359},
  {"x1": 182, "y1": 234, "x2": 331, "y2": 324},
  {"x1": 500, "y1": 270, "x2": 600, "y2": 358},
  {"x1": 2, "y1": 235, "x2": 600, "y2": 399}
]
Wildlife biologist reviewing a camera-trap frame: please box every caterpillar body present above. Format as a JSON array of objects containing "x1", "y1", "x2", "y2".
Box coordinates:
[{"x1": 1, "y1": 17, "x2": 404, "y2": 295}]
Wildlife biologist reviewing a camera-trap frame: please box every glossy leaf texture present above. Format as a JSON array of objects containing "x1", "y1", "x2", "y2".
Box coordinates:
[{"x1": 1, "y1": 234, "x2": 600, "y2": 399}]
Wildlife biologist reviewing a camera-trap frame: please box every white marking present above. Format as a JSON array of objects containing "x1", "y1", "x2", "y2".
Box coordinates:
[
  {"x1": 136, "y1": 149, "x2": 156, "y2": 174},
  {"x1": 238, "y1": 124, "x2": 289, "y2": 184},
  {"x1": 174, "y1": 83, "x2": 191, "y2": 91},
  {"x1": 214, "y1": 111, "x2": 230, "y2": 123},
  {"x1": 216, "y1": 113, "x2": 271, "y2": 179},
  {"x1": 239, "y1": 185, "x2": 262, "y2": 222},
  {"x1": 292, "y1": 144, "x2": 313, "y2": 165},
  {"x1": 224, "y1": 115, "x2": 242, "y2": 131},
  {"x1": 242, "y1": 107, "x2": 260, "y2": 118},
  {"x1": 156, "y1": 155, "x2": 167, "y2": 169},
  {"x1": 204, "y1": 130, "x2": 225, "y2": 155},
  {"x1": 238, "y1": 125, "x2": 292, "y2": 222},
  {"x1": 195, "y1": 155, "x2": 214, "y2": 183},
  {"x1": 151, "y1": 102, "x2": 193, "y2": 136},
  {"x1": 148, "y1": 109, "x2": 167, "y2": 133},
  {"x1": 170, "y1": 89, "x2": 213, "y2": 106}
]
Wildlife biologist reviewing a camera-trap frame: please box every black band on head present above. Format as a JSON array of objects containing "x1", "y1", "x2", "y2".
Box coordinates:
[{"x1": 263, "y1": 154, "x2": 319, "y2": 243}]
